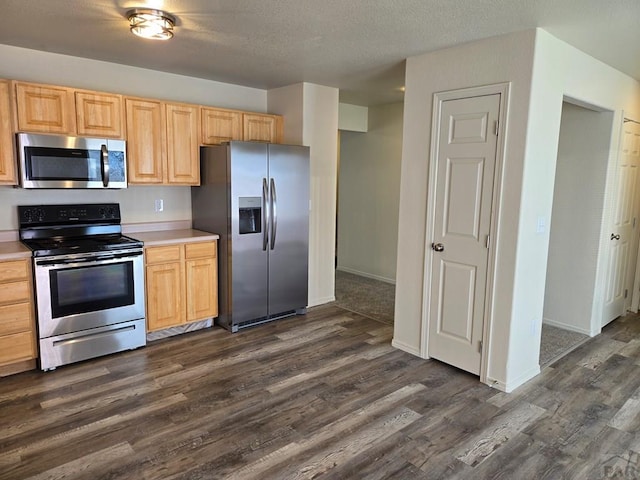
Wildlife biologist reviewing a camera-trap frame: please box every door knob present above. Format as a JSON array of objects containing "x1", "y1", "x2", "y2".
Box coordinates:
[
  {"x1": 432, "y1": 243, "x2": 445, "y2": 252},
  {"x1": 611, "y1": 233, "x2": 621, "y2": 240}
]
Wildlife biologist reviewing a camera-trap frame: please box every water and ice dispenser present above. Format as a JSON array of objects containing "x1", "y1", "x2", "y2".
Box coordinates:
[{"x1": 238, "y1": 197, "x2": 262, "y2": 234}]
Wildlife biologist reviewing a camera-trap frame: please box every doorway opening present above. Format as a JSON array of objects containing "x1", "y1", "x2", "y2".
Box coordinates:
[
  {"x1": 542, "y1": 100, "x2": 615, "y2": 367},
  {"x1": 334, "y1": 102, "x2": 404, "y2": 325}
]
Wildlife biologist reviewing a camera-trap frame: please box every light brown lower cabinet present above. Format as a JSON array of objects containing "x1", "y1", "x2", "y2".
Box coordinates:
[
  {"x1": 145, "y1": 241, "x2": 218, "y2": 332},
  {"x1": 0, "y1": 259, "x2": 37, "y2": 375}
]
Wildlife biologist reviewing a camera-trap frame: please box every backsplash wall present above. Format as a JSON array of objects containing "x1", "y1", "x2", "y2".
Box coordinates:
[{"x1": 0, "y1": 185, "x2": 192, "y2": 231}]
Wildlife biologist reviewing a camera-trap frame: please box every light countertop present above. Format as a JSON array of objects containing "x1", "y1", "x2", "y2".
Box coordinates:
[
  {"x1": 0, "y1": 241, "x2": 32, "y2": 261},
  {"x1": 0, "y1": 222, "x2": 220, "y2": 259},
  {"x1": 131, "y1": 229, "x2": 219, "y2": 247}
]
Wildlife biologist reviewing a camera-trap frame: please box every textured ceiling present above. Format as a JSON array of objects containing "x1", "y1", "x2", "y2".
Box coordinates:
[{"x1": 0, "y1": 0, "x2": 639, "y2": 105}]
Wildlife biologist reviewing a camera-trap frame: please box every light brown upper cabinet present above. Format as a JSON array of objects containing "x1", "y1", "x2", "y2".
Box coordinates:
[
  {"x1": 75, "y1": 91, "x2": 124, "y2": 138},
  {"x1": 201, "y1": 107, "x2": 243, "y2": 145},
  {"x1": 166, "y1": 102, "x2": 200, "y2": 185},
  {"x1": 14, "y1": 81, "x2": 124, "y2": 139},
  {"x1": 0, "y1": 80, "x2": 17, "y2": 185},
  {"x1": 125, "y1": 97, "x2": 166, "y2": 184},
  {"x1": 125, "y1": 97, "x2": 200, "y2": 185},
  {"x1": 243, "y1": 113, "x2": 283, "y2": 143},
  {"x1": 14, "y1": 82, "x2": 76, "y2": 134}
]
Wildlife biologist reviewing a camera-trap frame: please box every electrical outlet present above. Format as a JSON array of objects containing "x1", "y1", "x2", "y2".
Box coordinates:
[{"x1": 154, "y1": 199, "x2": 164, "y2": 212}]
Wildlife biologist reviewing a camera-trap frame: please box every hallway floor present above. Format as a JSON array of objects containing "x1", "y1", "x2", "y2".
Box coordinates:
[{"x1": 334, "y1": 269, "x2": 590, "y2": 367}]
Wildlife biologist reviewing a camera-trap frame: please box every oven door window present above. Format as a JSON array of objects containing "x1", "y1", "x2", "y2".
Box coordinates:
[{"x1": 49, "y1": 261, "x2": 135, "y2": 318}]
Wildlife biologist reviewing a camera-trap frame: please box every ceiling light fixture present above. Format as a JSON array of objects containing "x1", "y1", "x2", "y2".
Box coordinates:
[{"x1": 127, "y1": 8, "x2": 176, "y2": 41}]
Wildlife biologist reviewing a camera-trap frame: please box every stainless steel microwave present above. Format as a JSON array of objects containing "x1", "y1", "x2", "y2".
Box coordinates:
[{"x1": 17, "y1": 133, "x2": 127, "y2": 189}]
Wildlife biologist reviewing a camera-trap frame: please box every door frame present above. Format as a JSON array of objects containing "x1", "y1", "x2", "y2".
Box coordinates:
[
  {"x1": 420, "y1": 83, "x2": 510, "y2": 385},
  {"x1": 620, "y1": 115, "x2": 640, "y2": 315}
]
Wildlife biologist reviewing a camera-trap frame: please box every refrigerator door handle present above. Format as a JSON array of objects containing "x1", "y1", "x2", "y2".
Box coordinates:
[
  {"x1": 262, "y1": 177, "x2": 269, "y2": 251},
  {"x1": 270, "y1": 178, "x2": 278, "y2": 250}
]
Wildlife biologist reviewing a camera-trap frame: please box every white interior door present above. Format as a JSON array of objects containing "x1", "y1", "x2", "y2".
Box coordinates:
[
  {"x1": 603, "y1": 121, "x2": 640, "y2": 325},
  {"x1": 427, "y1": 93, "x2": 500, "y2": 375}
]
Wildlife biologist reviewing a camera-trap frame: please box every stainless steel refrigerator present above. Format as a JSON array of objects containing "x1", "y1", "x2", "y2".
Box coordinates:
[{"x1": 192, "y1": 141, "x2": 310, "y2": 332}]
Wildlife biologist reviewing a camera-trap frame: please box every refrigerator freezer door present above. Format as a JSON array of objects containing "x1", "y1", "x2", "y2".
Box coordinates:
[
  {"x1": 267, "y1": 144, "x2": 310, "y2": 316},
  {"x1": 230, "y1": 142, "x2": 269, "y2": 324}
]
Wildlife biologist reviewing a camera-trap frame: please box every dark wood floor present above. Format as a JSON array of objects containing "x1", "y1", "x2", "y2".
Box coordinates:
[{"x1": 1, "y1": 305, "x2": 640, "y2": 479}]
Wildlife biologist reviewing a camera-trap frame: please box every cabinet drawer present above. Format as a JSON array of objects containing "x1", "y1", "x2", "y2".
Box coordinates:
[
  {"x1": 185, "y1": 241, "x2": 216, "y2": 259},
  {"x1": 145, "y1": 245, "x2": 182, "y2": 264},
  {"x1": 0, "y1": 303, "x2": 32, "y2": 336},
  {"x1": 0, "y1": 260, "x2": 29, "y2": 283},
  {"x1": 0, "y1": 281, "x2": 30, "y2": 305},
  {"x1": 0, "y1": 330, "x2": 36, "y2": 366}
]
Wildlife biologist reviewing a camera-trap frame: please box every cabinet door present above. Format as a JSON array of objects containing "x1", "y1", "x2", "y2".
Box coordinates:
[
  {"x1": 76, "y1": 91, "x2": 123, "y2": 138},
  {"x1": 146, "y1": 261, "x2": 184, "y2": 331},
  {"x1": 0, "y1": 80, "x2": 16, "y2": 185},
  {"x1": 125, "y1": 98, "x2": 166, "y2": 184},
  {"x1": 185, "y1": 241, "x2": 218, "y2": 321},
  {"x1": 0, "y1": 303, "x2": 33, "y2": 337},
  {"x1": 166, "y1": 102, "x2": 200, "y2": 185},
  {"x1": 0, "y1": 331, "x2": 36, "y2": 366},
  {"x1": 201, "y1": 107, "x2": 242, "y2": 145},
  {"x1": 0, "y1": 259, "x2": 36, "y2": 370},
  {"x1": 14, "y1": 82, "x2": 76, "y2": 134},
  {"x1": 243, "y1": 113, "x2": 282, "y2": 143}
]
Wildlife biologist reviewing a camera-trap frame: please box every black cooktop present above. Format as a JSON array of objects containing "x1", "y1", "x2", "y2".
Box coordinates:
[
  {"x1": 21, "y1": 234, "x2": 143, "y2": 257},
  {"x1": 18, "y1": 203, "x2": 143, "y2": 257}
]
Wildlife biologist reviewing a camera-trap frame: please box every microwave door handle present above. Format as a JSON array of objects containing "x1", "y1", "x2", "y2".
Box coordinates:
[{"x1": 100, "y1": 144, "x2": 110, "y2": 187}]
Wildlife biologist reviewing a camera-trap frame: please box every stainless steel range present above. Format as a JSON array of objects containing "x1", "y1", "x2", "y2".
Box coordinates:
[{"x1": 19, "y1": 203, "x2": 146, "y2": 371}]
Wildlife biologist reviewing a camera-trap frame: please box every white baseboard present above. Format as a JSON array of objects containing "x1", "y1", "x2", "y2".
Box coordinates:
[
  {"x1": 542, "y1": 317, "x2": 593, "y2": 336},
  {"x1": 392, "y1": 338, "x2": 424, "y2": 358},
  {"x1": 308, "y1": 295, "x2": 336, "y2": 307},
  {"x1": 492, "y1": 365, "x2": 540, "y2": 393},
  {"x1": 336, "y1": 266, "x2": 396, "y2": 285}
]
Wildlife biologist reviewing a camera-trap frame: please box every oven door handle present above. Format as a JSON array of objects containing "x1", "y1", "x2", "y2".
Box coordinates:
[{"x1": 36, "y1": 251, "x2": 142, "y2": 267}]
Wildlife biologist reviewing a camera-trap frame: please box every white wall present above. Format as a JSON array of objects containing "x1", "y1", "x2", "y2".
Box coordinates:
[
  {"x1": 0, "y1": 187, "x2": 190, "y2": 230},
  {"x1": 0, "y1": 44, "x2": 266, "y2": 110},
  {"x1": 394, "y1": 29, "x2": 536, "y2": 369},
  {"x1": 512, "y1": 30, "x2": 640, "y2": 390},
  {"x1": 395, "y1": 27, "x2": 640, "y2": 392},
  {"x1": 268, "y1": 83, "x2": 339, "y2": 307},
  {"x1": 337, "y1": 102, "x2": 403, "y2": 282},
  {"x1": 338, "y1": 104, "x2": 368, "y2": 132},
  {"x1": 543, "y1": 102, "x2": 613, "y2": 335},
  {"x1": 0, "y1": 44, "x2": 269, "y2": 232}
]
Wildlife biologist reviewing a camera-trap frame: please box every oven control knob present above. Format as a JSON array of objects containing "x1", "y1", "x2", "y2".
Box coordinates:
[
  {"x1": 107, "y1": 207, "x2": 115, "y2": 218},
  {"x1": 24, "y1": 209, "x2": 33, "y2": 222},
  {"x1": 98, "y1": 207, "x2": 105, "y2": 218}
]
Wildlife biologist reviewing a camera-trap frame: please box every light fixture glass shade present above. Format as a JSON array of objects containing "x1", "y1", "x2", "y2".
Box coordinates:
[{"x1": 127, "y1": 9, "x2": 176, "y2": 40}]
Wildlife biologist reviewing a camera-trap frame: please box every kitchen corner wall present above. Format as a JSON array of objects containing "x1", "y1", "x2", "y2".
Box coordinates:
[
  {"x1": 268, "y1": 83, "x2": 339, "y2": 307},
  {"x1": 397, "y1": 27, "x2": 640, "y2": 392},
  {"x1": 0, "y1": 43, "x2": 269, "y2": 232}
]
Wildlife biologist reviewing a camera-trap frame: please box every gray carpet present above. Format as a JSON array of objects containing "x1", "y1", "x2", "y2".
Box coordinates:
[
  {"x1": 334, "y1": 269, "x2": 589, "y2": 366},
  {"x1": 334, "y1": 270, "x2": 394, "y2": 324},
  {"x1": 539, "y1": 323, "x2": 589, "y2": 368}
]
